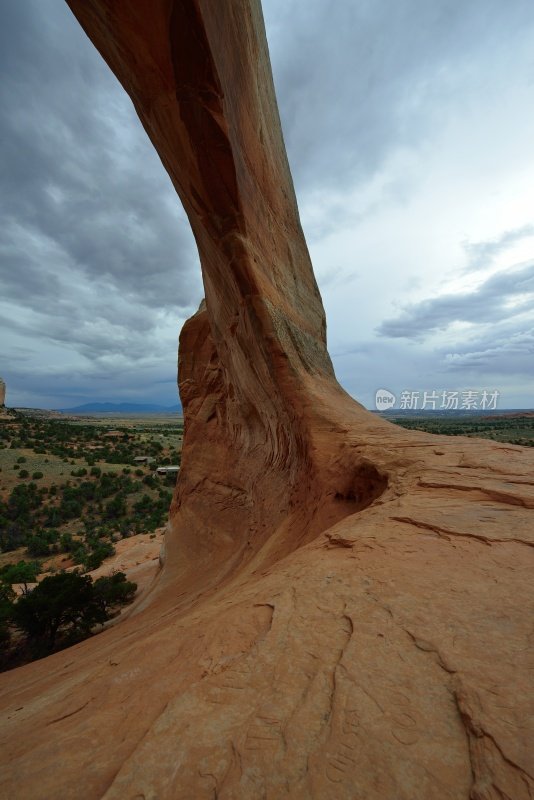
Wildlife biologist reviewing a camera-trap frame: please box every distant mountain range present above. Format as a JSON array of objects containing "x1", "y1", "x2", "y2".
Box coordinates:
[{"x1": 58, "y1": 402, "x2": 182, "y2": 414}]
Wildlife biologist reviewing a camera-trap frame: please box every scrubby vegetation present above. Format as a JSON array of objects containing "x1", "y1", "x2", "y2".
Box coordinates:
[
  {"x1": 1, "y1": 568, "x2": 136, "y2": 669},
  {"x1": 0, "y1": 412, "x2": 182, "y2": 558},
  {"x1": 390, "y1": 413, "x2": 534, "y2": 446},
  {"x1": 0, "y1": 410, "x2": 182, "y2": 670},
  {"x1": 0, "y1": 472, "x2": 174, "y2": 560}
]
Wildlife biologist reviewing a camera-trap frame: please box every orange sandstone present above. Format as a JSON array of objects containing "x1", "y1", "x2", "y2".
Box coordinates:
[{"x1": 0, "y1": 2, "x2": 532, "y2": 798}]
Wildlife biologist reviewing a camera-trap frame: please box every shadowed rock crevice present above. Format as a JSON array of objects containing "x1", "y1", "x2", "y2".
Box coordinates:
[{"x1": 169, "y1": 0, "x2": 241, "y2": 234}]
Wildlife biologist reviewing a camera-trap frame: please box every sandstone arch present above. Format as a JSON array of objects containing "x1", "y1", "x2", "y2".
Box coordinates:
[{"x1": 0, "y1": 3, "x2": 532, "y2": 798}]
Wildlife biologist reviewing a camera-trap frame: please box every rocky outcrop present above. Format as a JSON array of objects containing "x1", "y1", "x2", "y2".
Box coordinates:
[
  {"x1": 0, "y1": 377, "x2": 5, "y2": 407},
  {"x1": 0, "y1": 2, "x2": 532, "y2": 798}
]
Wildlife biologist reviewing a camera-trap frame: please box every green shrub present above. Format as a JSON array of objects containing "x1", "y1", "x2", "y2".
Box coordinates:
[
  {"x1": 93, "y1": 572, "x2": 137, "y2": 609},
  {"x1": 11, "y1": 571, "x2": 108, "y2": 650},
  {"x1": 59, "y1": 533, "x2": 74, "y2": 553},
  {"x1": 82, "y1": 541, "x2": 115, "y2": 571},
  {"x1": 0, "y1": 560, "x2": 40, "y2": 594},
  {"x1": 26, "y1": 530, "x2": 58, "y2": 557}
]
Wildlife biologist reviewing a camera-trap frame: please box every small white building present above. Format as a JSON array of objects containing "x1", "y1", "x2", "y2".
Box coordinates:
[{"x1": 155, "y1": 465, "x2": 180, "y2": 475}]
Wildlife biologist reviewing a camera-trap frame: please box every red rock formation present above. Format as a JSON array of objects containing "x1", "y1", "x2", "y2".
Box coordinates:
[{"x1": 0, "y1": 2, "x2": 532, "y2": 798}]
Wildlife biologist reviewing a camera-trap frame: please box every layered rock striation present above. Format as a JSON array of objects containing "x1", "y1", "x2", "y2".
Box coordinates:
[{"x1": 0, "y1": 2, "x2": 532, "y2": 798}]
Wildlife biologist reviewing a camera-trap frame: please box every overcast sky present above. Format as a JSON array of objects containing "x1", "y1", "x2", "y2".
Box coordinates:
[{"x1": 1, "y1": 0, "x2": 533, "y2": 410}]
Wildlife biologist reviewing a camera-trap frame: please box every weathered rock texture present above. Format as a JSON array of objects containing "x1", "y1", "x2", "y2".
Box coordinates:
[
  {"x1": 0, "y1": 378, "x2": 5, "y2": 407},
  {"x1": 0, "y1": 2, "x2": 533, "y2": 798}
]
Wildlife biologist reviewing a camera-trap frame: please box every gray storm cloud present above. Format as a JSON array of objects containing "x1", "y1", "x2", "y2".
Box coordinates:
[
  {"x1": 377, "y1": 262, "x2": 534, "y2": 339},
  {"x1": 1, "y1": 0, "x2": 534, "y2": 407}
]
